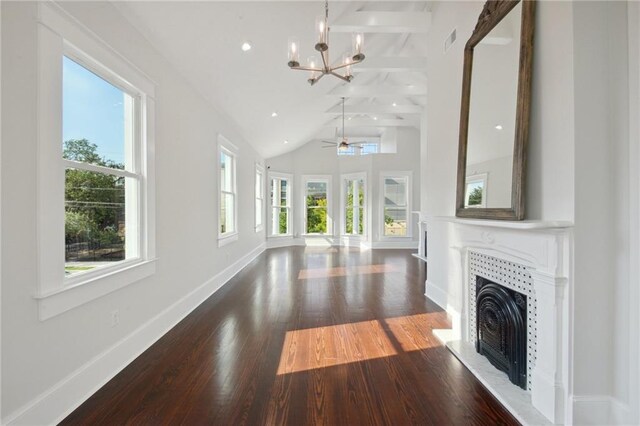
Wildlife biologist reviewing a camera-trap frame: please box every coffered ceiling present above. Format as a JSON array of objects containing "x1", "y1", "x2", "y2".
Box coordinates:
[{"x1": 115, "y1": 1, "x2": 429, "y2": 158}]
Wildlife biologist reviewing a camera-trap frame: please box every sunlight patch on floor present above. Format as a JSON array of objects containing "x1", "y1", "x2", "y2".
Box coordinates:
[
  {"x1": 276, "y1": 313, "x2": 439, "y2": 375},
  {"x1": 297, "y1": 263, "x2": 399, "y2": 280}
]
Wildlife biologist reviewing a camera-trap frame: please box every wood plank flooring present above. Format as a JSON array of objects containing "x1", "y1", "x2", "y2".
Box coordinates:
[{"x1": 61, "y1": 247, "x2": 519, "y2": 425}]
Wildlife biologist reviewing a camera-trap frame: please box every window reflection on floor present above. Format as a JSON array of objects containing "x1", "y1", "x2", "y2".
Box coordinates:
[
  {"x1": 298, "y1": 264, "x2": 399, "y2": 280},
  {"x1": 277, "y1": 313, "x2": 436, "y2": 375}
]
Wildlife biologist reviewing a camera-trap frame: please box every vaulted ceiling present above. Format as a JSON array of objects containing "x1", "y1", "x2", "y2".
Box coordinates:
[{"x1": 115, "y1": 1, "x2": 429, "y2": 158}]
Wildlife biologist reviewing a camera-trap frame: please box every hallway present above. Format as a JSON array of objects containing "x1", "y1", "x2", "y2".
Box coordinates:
[{"x1": 62, "y1": 248, "x2": 517, "y2": 425}]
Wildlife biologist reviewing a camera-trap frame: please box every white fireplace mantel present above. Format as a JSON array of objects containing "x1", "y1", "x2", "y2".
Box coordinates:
[{"x1": 425, "y1": 215, "x2": 573, "y2": 425}]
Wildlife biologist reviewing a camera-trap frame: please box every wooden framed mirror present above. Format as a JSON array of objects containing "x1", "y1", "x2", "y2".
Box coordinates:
[{"x1": 455, "y1": 0, "x2": 535, "y2": 220}]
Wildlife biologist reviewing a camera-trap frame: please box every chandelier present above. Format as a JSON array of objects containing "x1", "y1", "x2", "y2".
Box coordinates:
[{"x1": 287, "y1": 0, "x2": 365, "y2": 86}]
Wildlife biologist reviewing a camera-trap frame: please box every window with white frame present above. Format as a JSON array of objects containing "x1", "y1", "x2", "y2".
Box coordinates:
[
  {"x1": 304, "y1": 177, "x2": 331, "y2": 234},
  {"x1": 36, "y1": 3, "x2": 156, "y2": 320},
  {"x1": 382, "y1": 173, "x2": 411, "y2": 237},
  {"x1": 359, "y1": 142, "x2": 379, "y2": 155},
  {"x1": 269, "y1": 173, "x2": 292, "y2": 236},
  {"x1": 255, "y1": 164, "x2": 264, "y2": 231},
  {"x1": 63, "y1": 56, "x2": 140, "y2": 277},
  {"x1": 465, "y1": 173, "x2": 487, "y2": 208},
  {"x1": 219, "y1": 138, "x2": 238, "y2": 242},
  {"x1": 342, "y1": 174, "x2": 366, "y2": 236}
]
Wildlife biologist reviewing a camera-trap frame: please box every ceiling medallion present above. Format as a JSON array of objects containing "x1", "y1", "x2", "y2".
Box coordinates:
[{"x1": 287, "y1": 0, "x2": 365, "y2": 86}]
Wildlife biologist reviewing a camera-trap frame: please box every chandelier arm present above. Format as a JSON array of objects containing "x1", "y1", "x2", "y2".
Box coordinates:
[
  {"x1": 330, "y1": 62, "x2": 353, "y2": 72},
  {"x1": 329, "y1": 71, "x2": 352, "y2": 83},
  {"x1": 320, "y1": 50, "x2": 329, "y2": 72},
  {"x1": 309, "y1": 73, "x2": 327, "y2": 86},
  {"x1": 290, "y1": 66, "x2": 324, "y2": 72}
]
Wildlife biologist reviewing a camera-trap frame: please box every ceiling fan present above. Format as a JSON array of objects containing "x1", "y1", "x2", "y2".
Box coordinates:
[{"x1": 321, "y1": 98, "x2": 366, "y2": 152}]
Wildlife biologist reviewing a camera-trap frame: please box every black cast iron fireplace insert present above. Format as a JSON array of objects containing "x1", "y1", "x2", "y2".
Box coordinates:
[{"x1": 475, "y1": 276, "x2": 527, "y2": 389}]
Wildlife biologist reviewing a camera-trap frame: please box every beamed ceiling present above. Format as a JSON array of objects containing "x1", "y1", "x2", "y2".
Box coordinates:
[{"x1": 115, "y1": 1, "x2": 429, "y2": 158}]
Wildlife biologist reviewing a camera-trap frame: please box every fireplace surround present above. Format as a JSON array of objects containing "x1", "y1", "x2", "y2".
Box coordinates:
[{"x1": 424, "y1": 216, "x2": 572, "y2": 424}]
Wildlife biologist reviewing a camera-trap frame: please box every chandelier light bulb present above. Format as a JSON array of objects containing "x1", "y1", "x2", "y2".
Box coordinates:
[
  {"x1": 288, "y1": 37, "x2": 300, "y2": 67},
  {"x1": 316, "y1": 16, "x2": 328, "y2": 49},
  {"x1": 352, "y1": 33, "x2": 364, "y2": 61}
]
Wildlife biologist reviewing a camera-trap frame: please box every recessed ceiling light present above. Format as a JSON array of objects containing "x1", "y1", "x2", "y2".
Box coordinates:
[
  {"x1": 284, "y1": 140, "x2": 289, "y2": 144},
  {"x1": 373, "y1": 116, "x2": 378, "y2": 121},
  {"x1": 392, "y1": 102, "x2": 397, "y2": 107},
  {"x1": 495, "y1": 124, "x2": 503, "y2": 130},
  {"x1": 271, "y1": 112, "x2": 278, "y2": 117},
  {"x1": 241, "y1": 42, "x2": 252, "y2": 52}
]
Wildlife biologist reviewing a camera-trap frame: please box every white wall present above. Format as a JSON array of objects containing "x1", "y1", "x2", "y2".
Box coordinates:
[
  {"x1": 1, "y1": 2, "x2": 265, "y2": 423},
  {"x1": 266, "y1": 128, "x2": 421, "y2": 248},
  {"x1": 423, "y1": 1, "x2": 639, "y2": 424}
]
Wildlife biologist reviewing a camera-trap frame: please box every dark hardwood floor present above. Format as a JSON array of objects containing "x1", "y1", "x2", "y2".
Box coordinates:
[{"x1": 62, "y1": 247, "x2": 519, "y2": 425}]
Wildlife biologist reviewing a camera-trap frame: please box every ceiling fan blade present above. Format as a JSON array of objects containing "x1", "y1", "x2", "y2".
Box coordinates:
[
  {"x1": 321, "y1": 141, "x2": 337, "y2": 145},
  {"x1": 322, "y1": 145, "x2": 337, "y2": 148}
]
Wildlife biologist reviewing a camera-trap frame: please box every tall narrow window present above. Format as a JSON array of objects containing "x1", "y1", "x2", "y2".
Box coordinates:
[
  {"x1": 304, "y1": 178, "x2": 330, "y2": 234},
  {"x1": 218, "y1": 139, "x2": 238, "y2": 245},
  {"x1": 382, "y1": 174, "x2": 411, "y2": 237},
  {"x1": 36, "y1": 5, "x2": 156, "y2": 319},
  {"x1": 343, "y1": 174, "x2": 365, "y2": 235},
  {"x1": 255, "y1": 165, "x2": 265, "y2": 231},
  {"x1": 270, "y1": 174, "x2": 291, "y2": 236},
  {"x1": 63, "y1": 56, "x2": 140, "y2": 277}
]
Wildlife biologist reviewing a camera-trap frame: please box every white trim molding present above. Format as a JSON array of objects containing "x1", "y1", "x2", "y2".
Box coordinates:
[
  {"x1": 426, "y1": 216, "x2": 573, "y2": 424},
  {"x1": 34, "y1": 2, "x2": 156, "y2": 320},
  {"x1": 4, "y1": 243, "x2": 266, "y2": 426}
]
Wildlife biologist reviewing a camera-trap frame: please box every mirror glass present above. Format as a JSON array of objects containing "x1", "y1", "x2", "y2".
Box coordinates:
[{"x1": 465, "y1": 2, "x2": 522, "y2": 209}]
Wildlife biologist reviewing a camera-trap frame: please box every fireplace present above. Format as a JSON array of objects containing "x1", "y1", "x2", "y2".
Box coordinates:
[{"x1": 476, "y1": 276, "x2": 527, "y2": 389}]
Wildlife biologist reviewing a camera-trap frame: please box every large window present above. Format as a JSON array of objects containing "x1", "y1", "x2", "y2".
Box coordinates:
[
  {"x1": 270, "y1": 173, "x2": 291, "y2": 236},
  {"x1": 218, "y1": 138, "x2": 238, "y2": 245},
  {"x1": 36, "y1": 3, "x2": 156, "y2": 320},
  {"x1": 304, "y1": 177, "x2": 331, "y2": 234},
  {"x1": 63, "y1": 56, "x2": 139, "y2": 277},
  {"x1": 255, "y1": 164, "x2": 265, "y2": 231},
  {"x1": 382, "y1": 173, "x2": 411, "y2": 238},
  {"x1": 342, "y1": 173, "x2": 366, "y2": 236}
]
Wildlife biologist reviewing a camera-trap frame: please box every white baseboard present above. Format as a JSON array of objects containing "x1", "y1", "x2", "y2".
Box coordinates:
[
  {"x1": 609, "y1": 397, "x2": 631, "y2": 425},
  {"x1": 570, "y1": 395, "x2": 614, "y2": 425},
  {"x1": 425, "y1": 279, "x2": 449, "y2": 311},
  {"x1": 266, "y1": 237, "x2": 415, "y2": 250},
  {"x1": 4, "y1": 243, "x2": 266, "y2": 426},
  {"x1": 370, "y1": 240, "x2": 418, "y2": 249}
]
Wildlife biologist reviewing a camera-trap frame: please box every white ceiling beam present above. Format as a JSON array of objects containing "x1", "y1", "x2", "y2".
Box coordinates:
[
  {"x1": 325, "y1": 118, "x2": 419, "y2": 128},
  {"x1": 326, "y1": 104, "x2": 423, "y2": 115},
  {"x1": 352, "y1": 57, "x2": 427, "y2": 73},
  {"x1": 328, "y1": 84, "x2": 427, "y2": 98},
  {"x1": 330, "y1": 11, "x2": 431, "y2": 33}
]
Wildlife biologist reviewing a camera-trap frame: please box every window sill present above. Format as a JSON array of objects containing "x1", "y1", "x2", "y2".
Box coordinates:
[
  {"x1": 218, "y1": 232, "x2": 239, "y2": 247},
  {"x1": 35, "y1": 259, "x2": 157, "y2": 321},
  {"x1": 301, "y1": 233, "x2": 334, "y2": 237},
  {"x1": 268, "y1": 234, "x2": 293, "y2": 239}
]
